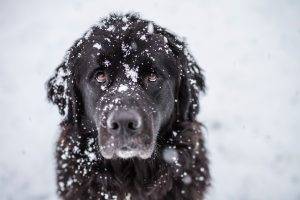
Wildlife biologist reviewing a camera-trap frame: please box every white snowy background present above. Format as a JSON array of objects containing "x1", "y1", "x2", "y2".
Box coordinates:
[{"x1": 0, "y1": 0, "x2": 299, "y2": 199}]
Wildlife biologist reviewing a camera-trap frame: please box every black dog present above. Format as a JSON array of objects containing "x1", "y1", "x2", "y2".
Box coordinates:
[{"x1": 47, "y1": 13, "x2": 209, "y2": 200}]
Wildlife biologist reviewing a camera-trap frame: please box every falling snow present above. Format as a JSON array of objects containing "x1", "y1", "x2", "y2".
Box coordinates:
[
  {"x1": 182, "y1": 173, "x2": 192, "y2": 185},
  {"x1": 162, "y1": 147, "x2": 179, "y2": 164},
  {"x1": 1, "y1": 2, "x2": 300, "y2": 200}
]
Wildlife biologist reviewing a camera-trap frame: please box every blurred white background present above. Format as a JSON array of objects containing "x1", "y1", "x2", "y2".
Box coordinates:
[{"x1": 0, "y1": 0, "x2": 299, "y2": 199}]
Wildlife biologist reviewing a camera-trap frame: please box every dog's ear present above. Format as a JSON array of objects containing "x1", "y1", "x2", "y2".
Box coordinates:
[
  {"x1": 47, "y1": 43, "x2": 84, "y2": 124},
  {"x1": 157, "y1": 28, "x2": 206, "y2": 122},
  {"x1": 178, "y1": 49, "x2": 206, "y2": 121},
  {"x1": 46, "y1": 60, "x2": 71, "y2": 116}
]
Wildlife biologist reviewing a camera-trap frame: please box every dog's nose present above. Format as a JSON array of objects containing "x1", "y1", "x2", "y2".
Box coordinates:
[{"x1": 107, "y1": 110, "x2": 142, "y2": 135}]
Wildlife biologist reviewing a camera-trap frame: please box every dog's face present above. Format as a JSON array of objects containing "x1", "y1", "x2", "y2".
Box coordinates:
[
  {"x1": 47, "y1": 14, "x2": 205, "y2": 160},
  {"x1": 76, "y1": 21, "x2": 179, "y2": 159}
]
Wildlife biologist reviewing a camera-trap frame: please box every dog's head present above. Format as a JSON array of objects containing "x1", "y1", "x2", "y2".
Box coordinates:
[{"x1": 47, "y1": 13, "x2": 205, "y2": 159}]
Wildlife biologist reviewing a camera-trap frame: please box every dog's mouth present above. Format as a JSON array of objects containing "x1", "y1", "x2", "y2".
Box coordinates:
[
  {"x1": 116, "y1": 148, "x2": 138, "y2": 159},
  {"x1": 116, "y1": 142, "x2": 143, "y2": 159},
  {"x1": 98, "y1": 133, "x2": 156, "y2": 159}
]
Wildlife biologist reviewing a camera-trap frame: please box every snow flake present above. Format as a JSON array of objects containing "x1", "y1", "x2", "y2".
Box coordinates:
[
  {"x1": 107, "y1": 25, "x2": 115, "y2": 32},
  {"x1": 125, "y1": 193, "x2": 132, "y2": 200},
  {"x1": 190, "y1": 79, "x2": 196, "y2": 85},
  {"x1": 103, "y1": 103, "x2": 114, "y2": 111},
  {"x1": 101, "y1": 85, "x2": 107, "y2": 91},
  {"x1": 103, "y1": 60, "x2": 111, "y2": 67},
  {"x1": 105, "y1": 38, "x2": 111, "y2": 42},
  {"x1": 84, "y1": 29, "x2": 93, "y2": 39},
  {"x1": 112, "y1": 195, "x2": 118, "y2": 200},
  {"x1": 118, "y1": 84, "x2": 128, "y2": 92},
  {"x1": 122, "y1": 24, "x2": 129, "y2": 31},
  {"x1": 122, "y1": 16, "x2": 128, "y2": 23},
  {"x1": 59, "y1": 181, "x2": 65, "y2": 191},
  {"x1": 131, "y1": 42, "x2": 137, "y2": 50},
  {"x1": 66, "y1": 178, "x2": 73, "y2": 187},
  {"x1": 113, "y1": 98, "x2": 120, "y2": 103},
  {"x1": 63, "y1": 50, "x2": 71, "y2": 65},
  {"x1": 172, "y1": 131, "x2": 178, "y2": 137},
  {"x1": 76, "y1": 39, "x2": 83, "y2": 47},
  {"x1": 163, "y1": 36, "x2": 168, "y2": 43},
  {"x1": 182, "y1": 174, "x2": 192, "y2": 185},
  {"x1": 61, "y1": 147, "x2": 70, "y2": 160},
  {"x1": 88, "y1": 138, "x2": 94, "y2": 145},
  {"x1": 175, "y1": 43, "x2": 183, "y2": 50},
  {"x1": 85, "y1": 150, "x2": 96, "y2": 161},
  {"x1": 121, "y1": 43, "x2": 131, "y2": 57},
  {"x1": 93, "y1": 43, "x2": 102, "y2": 50},
  {"x1": 73, "y1": 146, "x2": 80, "y2": 154},
  {"x1": 147, "y1": 22, "x2": 154, "y2": 34},
  {"x1": 140, "y1": 34, "x2": 146, "y2": 41},
  {"x1": 95, "y1": 21, "x2": 105, "y2": 29},
  {"x1": 196, "y1": 176, "x2": 205, "y2": 182},
  {"x1": 124, "y1": 64, "x2": 138, "y2": 82}
]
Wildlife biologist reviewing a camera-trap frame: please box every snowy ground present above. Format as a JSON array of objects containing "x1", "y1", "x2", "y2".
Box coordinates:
[{"x1": 0, "y1": 0, "x2": 299, "y2": 199}]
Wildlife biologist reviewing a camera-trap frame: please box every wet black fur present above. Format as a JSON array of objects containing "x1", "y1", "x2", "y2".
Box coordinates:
[{"x1": 47, "y1": 13, "x2": 210, "y2": 200}]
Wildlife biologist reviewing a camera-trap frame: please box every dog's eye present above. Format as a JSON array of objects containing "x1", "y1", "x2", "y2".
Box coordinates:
[
  {"x1": 147, "y1": 73, "x2": 158, "y2": 82},
  {"x1": 95, "y1": 71, "x2": 107, "y2": 83}
]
